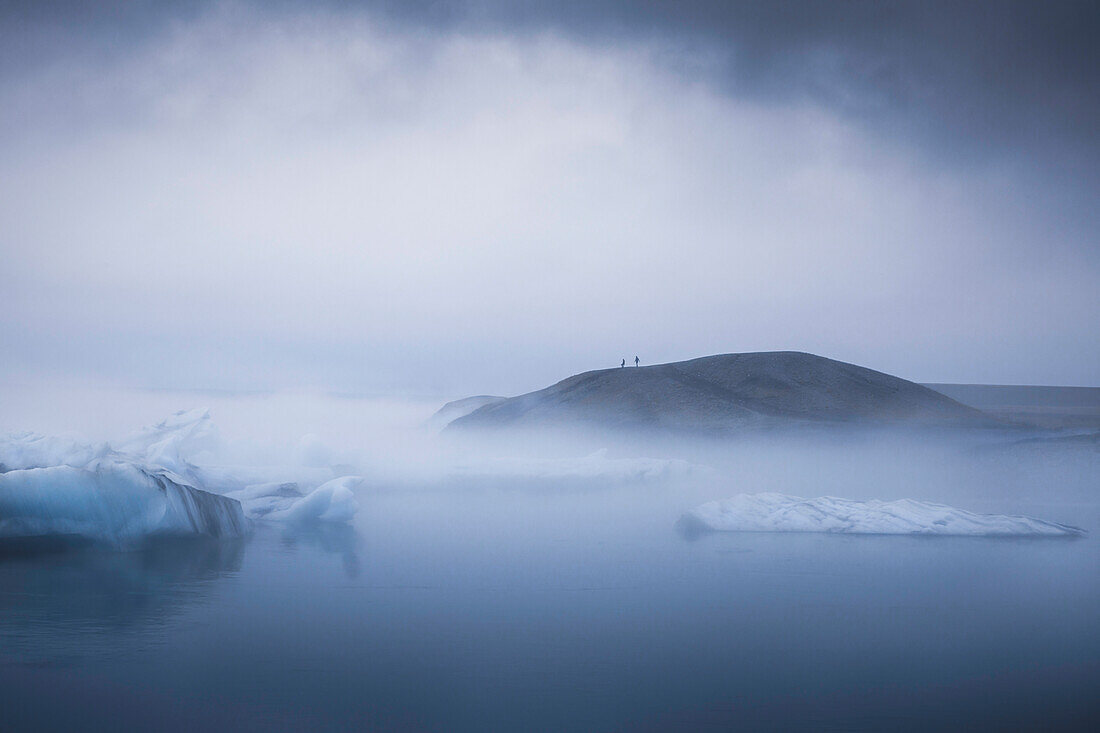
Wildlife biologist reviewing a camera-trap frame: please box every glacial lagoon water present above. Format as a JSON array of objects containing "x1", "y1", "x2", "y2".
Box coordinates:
[{"x1": 1, "y1": 479, "x2": 1097, "y2": 732}]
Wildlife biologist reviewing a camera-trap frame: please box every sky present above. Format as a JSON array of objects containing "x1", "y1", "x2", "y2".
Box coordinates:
[{"x1": 1, "y1": 0, "x2": 1098, "y2": 396}]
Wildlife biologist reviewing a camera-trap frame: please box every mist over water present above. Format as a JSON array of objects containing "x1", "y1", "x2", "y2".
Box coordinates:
[{"x1": 1, "y1": 385, "x2": 1097, "y2": 730}]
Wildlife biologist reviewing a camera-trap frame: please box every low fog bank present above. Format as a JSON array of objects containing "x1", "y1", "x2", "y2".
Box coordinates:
[
  {"x1": 927, "y1": 383, "x2": 1100, "y2": 431},
  {"x1": 1, "y1": 380, "x2": 1095, "y2": 536}
]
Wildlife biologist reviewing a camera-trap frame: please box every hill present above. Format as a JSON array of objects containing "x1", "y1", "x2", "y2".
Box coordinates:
[{"x1": 446, "y1": 352, "x2": 992, "y2": 433}]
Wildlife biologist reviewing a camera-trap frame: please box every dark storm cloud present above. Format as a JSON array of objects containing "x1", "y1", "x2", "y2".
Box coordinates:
[
  {"x1": 493, "y1": 1, "x2": 1100, "y2": 166},
  {"x1": 5, "y1": 0, "x2": 1099, "y2": 173}
]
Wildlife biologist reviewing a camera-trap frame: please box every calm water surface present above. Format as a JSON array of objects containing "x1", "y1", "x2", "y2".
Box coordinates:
[{"x1": 1, "y1": 483, "x2": 1097, "y2": 731}]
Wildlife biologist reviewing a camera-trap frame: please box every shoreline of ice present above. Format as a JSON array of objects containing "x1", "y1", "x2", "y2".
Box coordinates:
[{"x1": 683, "y1": 493, "x2": 1085, "y2": 537}]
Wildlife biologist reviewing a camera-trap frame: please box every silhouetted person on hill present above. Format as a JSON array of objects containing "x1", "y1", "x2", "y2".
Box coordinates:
[
  {"x1": 621, "y1": 359, "x2": 625, "y2": 368},
  {"x1": 634, "y1": 356, "x2": 640, "y2": 367}
]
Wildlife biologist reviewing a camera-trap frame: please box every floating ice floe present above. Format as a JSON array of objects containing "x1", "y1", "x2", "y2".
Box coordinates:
[
  {"x1": 683, "y1": 493, "x2": 1085, "y2": 537},
  {"x1": 0, "y1": 410, "x2": 361, "y2": 546}
]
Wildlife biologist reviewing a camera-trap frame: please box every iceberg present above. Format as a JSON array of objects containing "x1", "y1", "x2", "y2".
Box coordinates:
[
  {"x1": 0, "y1": 461, "x2": 247, "y2": 545},
  {"x1": 265, "y1": 477, "x2": 361, "y2": 523},
  {"x1": 225, "y1": 481, "x2": 305, "y2": 518},
  {"x1": 0, "y1": 409, "x2": 361, "y2": 546},
  {"x1": 227, "y1": 476, "x2": 361, "y2": 523},
  {"x1": 1, "y1": 411, "x2": 245, "y2": 545},
  {"x1": 683, "y1": 493, "x2": 1085, "y2": 537}
]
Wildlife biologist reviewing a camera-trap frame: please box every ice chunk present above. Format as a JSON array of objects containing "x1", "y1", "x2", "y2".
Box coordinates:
[
  {"x1": 683, "y1": 493, "x2": 1085, "y2": 537},
  {"x1": 265, "y1": 477, "x2": 361, "y2": 524},
  {"x1": 231, "y1": 481, "x2": 304, "y2": 502},
  {"x1": 225, "y1": 481, "x2": 304, "y2": 518},
  {"x1": 227, "y1": 478, "x2": 360, "y2": 523},
  {"x1": 0, "y1": 461, "x2": 248, "y2": 545}
]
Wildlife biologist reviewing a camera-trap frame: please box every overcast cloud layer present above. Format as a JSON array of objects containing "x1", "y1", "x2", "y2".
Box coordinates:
[{"x1": 1, "y1": 0, "x2": 1097, "y2": 395}]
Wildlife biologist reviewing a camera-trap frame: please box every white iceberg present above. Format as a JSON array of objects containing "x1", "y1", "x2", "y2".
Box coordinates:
[{"x1": 683, "y1": 493, "x2": 1085, "y2": 537}]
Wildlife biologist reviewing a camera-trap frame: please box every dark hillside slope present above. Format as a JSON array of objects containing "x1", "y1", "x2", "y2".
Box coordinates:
[{"x1": 449, "y1": 352, "x2": 992, "y2": 433}]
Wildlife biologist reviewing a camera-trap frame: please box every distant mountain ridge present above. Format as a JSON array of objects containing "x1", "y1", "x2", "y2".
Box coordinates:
[{"x1": 443, "y1": 351, "x2": 993, "y2": 433}]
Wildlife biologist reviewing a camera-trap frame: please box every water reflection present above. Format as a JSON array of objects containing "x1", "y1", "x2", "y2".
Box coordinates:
[
  {"x1": 0, "y1": 537, "x2": 245, "y2": 664},
  {"x1": 277, "y1": 522, "x2": 361, "y2": 579},
  {"x1": 674, "y1": 513, "x2": 708, "y2": 541}
]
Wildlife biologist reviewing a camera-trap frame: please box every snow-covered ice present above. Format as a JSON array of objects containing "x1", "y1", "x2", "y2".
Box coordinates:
[
  {"x1": 0, "y1": 432, "x2": 112, "y2": 472},
  {"x1": 683, "y1": 493, "x2": 1085, "y2": 537},
  {"x1": 116, "y1": 407, "x2": 219, "y2": 487}
]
